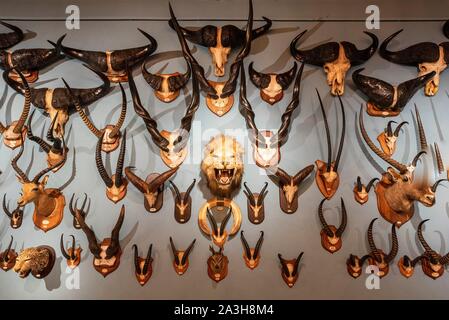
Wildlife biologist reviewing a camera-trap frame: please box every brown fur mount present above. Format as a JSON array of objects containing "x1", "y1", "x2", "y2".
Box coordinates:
[{"x1": 14, "y1": 245, "x2": 55, "y2": 279}]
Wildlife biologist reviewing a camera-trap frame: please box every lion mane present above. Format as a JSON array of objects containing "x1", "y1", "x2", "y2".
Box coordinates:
[{"x1": 14, "y1": 247, "x2": 50, "y2": 277}]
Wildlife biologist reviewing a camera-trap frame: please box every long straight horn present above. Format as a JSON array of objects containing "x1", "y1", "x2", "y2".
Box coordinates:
[
  {"x1": 75, "y1": 210, "x2": 101, "y2": 258},
  {"x1": 147, "y1": 167, "x2": 178, "y2": 193},
  {"x1": 60, "y1": 234, "x2": 71, "y2": 260},
  {"x1": 257, "y1": 182, "x2": 269, "y2": 205},
  {"x1": 207, "y1": 207, "x2": 219, "y2": 237},
  {"x1": 11, "y1": 68, "x2": 31, "y2": 134},
  {"x1": 317, "y1": 89, "x2": 332, "y2": 172},
  {"x1": 254, "y1": 231, "x2": 264, "y2": 258},
  {"x1": 240, "y1": 231, "x2": 252, "y2": 259},
  {"x1": 434, "y1": 143, "x2": 444, "y2": 174},
  {"x1": 335, "y1": 198, "x2": 347, "y2": 238},
  {"x1": 95, "y1": 132, "x2": 113, "y2": 188},
  {"x1": 142, "y1": 243, "x2": 153, "y2": 274},
  {"x1": 180, "y1": 239, "x2": 196, "y2": 266},
  {"x1": 11, "y1": 140, "x2": 29, "y2": 183},
  {"x1": 243, "y1": 182, "x2": 256, "y2": 205},
  {"x1": 414, "y1": 105, "x2": 427, "y2": 151},
  {"x1": 169, "y1": 180, "x2": 181, "y2": 201},
  {"x1": 27, "y1": 110, "x2": 51, "y2": 153},
  {"x1": 169, "y1": 236, "x2": 180, "y2": 265},
  {"x1": 109, "y1": 83, "x2": 127, "y2": 139},
  {"x1": 132, "y1": 244, "x2": 140, "y2": 273},
  {"x1": 385, "y1": 224, "x2": 398, "y2": 263},
  {"x1": 106, "y1": 205, "x2": 125, "y2": 259},
  {"x1": 220, "y1": 207, "x2": 232, "y2": 236},
  {"x1": 333, "y1": 94, "x2": 345, "y2": 171},
  {"x1": 318, "y1": 198, "x2": 334, "y2": 237},
  {"x1": 114, "y1": 130, "x2": 127, "y2": 188},
  {"x1": 184, "y1": 179, "x2": 196, "y2": 201},
  {"x1": 292, "y1": 252, "x2": 304, "y2": 276}
]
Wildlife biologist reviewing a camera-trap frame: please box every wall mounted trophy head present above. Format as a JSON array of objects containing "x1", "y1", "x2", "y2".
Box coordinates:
[
  {"x1": 243, "y1": 182, "x2": 268, "y2": 224},
  {"x1": 0, "y1": 236, "x2": 17, "y2": 271},
  {"x1": 240, "y1": 230, "x2": 263, "y2": 270},
  {"x1": 68, "y1": 193, "x2": 90, "y2": 230},
  {"x1": 291, "y1": 30, "x2": 378, "y2": 95},
  {"x1": 95, "y1": 130, "x2": 128, "y2": 203},
  {"x1": 3, "y1": 194, "x2": 24, "y2": 229},
  {"x1": 353, "y1": 176, "x2": 378, "y2": 205},
  {"x1": 4, "y1": 64, "x2": 111, "y2": 139},
  {"x1": 376, "y1": 120, "x2": 408, "y2": 156},
  {"x1": 170, "y1": 237, "x2": 196, "y2": 276},
  {"x1": 207, "y1": 245, "x2": 229, "y2": 283},
  {"x1": 60, "y1": 234, "x2": 82, "y2": 269},
  {"x1": 75, "y1": 205, "x2": 125, "y2": 277},
  {"x1": 13, "y1": 245, "x2": 55, "y2": 279},
  {"x1": 169, "y1": 179, "x2": 195, "y2": 223},
  {"x1": 11, "y1": 139, "x2": 67, "y2": 232},
  {"x1": 0, "y1": 68, "x2": 29, "y2": 149},
  {"x1": 318, "y1": 198, "x2": 347, "y2": 253},
  {"x1": 278, "y1": 252, "x2": 303, "y2": 288},
  {"x1": 132, "y1": 243, "x2": 153, "y2": 286},
  {"x1": 352, "y1": 68, "x2": 435, "y2": 117},
  {"x1": 379, "y1": 29, "x2": 449, "y2": 96},
  {"x1": 56, "y1": 29, "x2": 157, "y2": 82},
  {"x1": 0, "y1": 21, "x2": 24, "y2": 50},
  {"x1": 315, "y1": 90, "x2": 345, "y2": 199},
  {"x1": 125, "y1": 166, "x2": 178, "y2": 213},
  {"x1": 249, "y1": 62, "x2": 297, "y2": 105}
]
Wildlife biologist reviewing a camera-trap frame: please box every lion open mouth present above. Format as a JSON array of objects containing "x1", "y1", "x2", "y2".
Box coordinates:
[{"x1": 214, "y1": 168, "x2": 234, "y2": 185}]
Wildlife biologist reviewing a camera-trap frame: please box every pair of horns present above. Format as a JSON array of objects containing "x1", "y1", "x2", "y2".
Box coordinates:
[
  {"x1": 60, "y1": 234, "x2": 77, "y2": 260},
  {"x1": 249, "y1": 62, "x2": 297, "y2": 90},
  {"x1": 133, "y1": 243, "x2": 153, "y2": 275},
  {"x1": 169, "y1": 179, "x2": 195, "y2": 203},
  {"x1": 125, "y1": 166, "x2": 177, "y2": 194},
  {"x1": 243, "y1": 182, "x2": 268, "y2": 206},
  {"x1": 278, "y1": 252, "x2": 304, "y2": 277},
  {"x1": 385, "y1": 120, "x2": 408, "y2": 137},
  {"x1": 170, "y1": 236, "x2": 196, "y2": 266},
  {"x1": 318, "y1": 198, "x2": 347, "y2": 238},
  {"x1": 367, "y1": 218, "x2": 398, "y2": 264},
  {"x1": 355, "y1": 177, "x2": 378, "y2": 192},
  {"x1": 142, "y1": 57, "x2": 191, "y2": 93},
  {"x1": 290, "y1": 30, "x2": 378, "y2": 66},
  {"x1": 75, "y1": 205, "x2": 125, "y2": 259},
  {"x1": 240, "y1": 230, "x2": 263, "y2": 260},
  {"x1": 207, "y1": 206, "x2": 232, "y2": 238},
  {"x1": 275, "y1": 165, "x2": 315, "y2": 187},
  {"x1": 69, "y1": 193, "x2": 89, "y2": 220},
  {"x1": 0, "y1": 21, "x2": 24, "y2": 49}
]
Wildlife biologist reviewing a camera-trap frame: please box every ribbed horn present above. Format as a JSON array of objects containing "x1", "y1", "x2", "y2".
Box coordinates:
[
  {"x1": 385, "y1": 223, "x2": 398, "y2": 263},
  {"x1": 109, "y1": 83, "x2": 127, "y2": 139},
  {"x1": 114, "y1": 130, "x2": 127, "y2": 188},
  {"x1": 11, "y1": 139, "x2": 29, "y2": 183},
  {"x1": 367, "y1": 218, "x2": 381, "y2": 258},
  {"x1": 75, "y1": 210, "x2": 101, "y2": 259},
  {"x1": 431, "y1": 179, "x2": 447, "y2": 193},
  {"x1": 95, "y1": 132, "x2": 113, "y2": 188},
  {"x1": 356, "y1": 176, "x2": 363, "y2": 192},
  {"x1": 434, "y1": 142, "x2": 444, "y2": 174},
  {"x1": 417, "y1": 219, "x2": 440, "y2": 262},
  {"x1": 11, "y1": 68, "x2": 30, "y2": 134},
  {"x1": 414, "y1": 105, "x2": 427, "y2": 150}
]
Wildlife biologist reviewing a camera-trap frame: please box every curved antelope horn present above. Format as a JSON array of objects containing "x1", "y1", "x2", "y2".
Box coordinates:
[
  {"x1": 27, "y1": 110, "x2": 51, "y2": 153},
  {"x1": 292, "y1": 252, "x2": 304, "y2": 277},
  {"x1": 334, "y1": 94, "x2": 345, "y2": 171},
  {"x1": 318, "y1": 198, "x2": 334, "y2": 238},
  {"x1": 70, "y1": 235, "x2": 76, "y2": 259},
  {"x1": 367, "y1": 218, "x2": 381, "y2": 258},
  {"x1": 393, "y1": 121, "x2": 408, "y2": 137},
  {"x1": 106, "y1": 205, "x2": 125, "y2": 259},
  {"x1": 274, "y1": 167, "x2": 292, "y2": 186},
  {"x1": 386, "y1": 121, "x2": 396, "y2": 136},
  {"x1": 366, "y1": 178, "x2": 379, "y2": 192},
  {"x1": 359, "y1": 105, "x2": 408, "y2": 173},
  {"x1": 317, "y1": 89, "x2": 332, "y2": 172},
  {"x1": 114, "y1": 130, "x2": 127, "y2": 188},
  {"x1": 250, "y1": 16, "x2": 272, "y2": 39},
  {"x1": 11, "y1": 139, "x2": 29, "y2": 183},
  {"x1": 168, "y1": 4, "x2": 218, "y2": 98},
  {"x1": 379, "y1": 29, "x2": 439, "y2": 65},
  {"x1": 290, "y1": 30, "x2": 339, "y2": 66},
  {"x1": 411, "y1": 151, "x2": 426, "y2": 167},
  {"x1": 169, "y1": 236, "x2": 180, "y2": 265},
  {"x1": 75, "y1": 210, "x2": 101, "y2": 259},
  {"x1": 57, "y1": 34, "x2": 103, "y2": 67},
  {"x1": 74, "y1": 64, "x2": 111, "y2": 106},
  {"x1": 294, "y1": 166, "x2": 314, "y2": 185},
  {"x1": 69, "y1": 193, "x2": 76, "y2": 217},
  {"x1": 248, "y1": 62, "x2": 270, "y2": 89},
  {"x1": 206, "y1": 207, "x2": 219, "y2": 236},
  {"x1": 243, "y1": 182, "x2": 256, "y2": 205},
  {"x1": 184, "y1": 179, "x2": 196, "y2": 201},
  {"x1": 95, "y1": 132, "x2": 113, "y2": 188},
  {"x1": 141, "y1": 65, "x2": 163, "y2": 91},
  {"x1": 276, "y1": 62, "x2": 298, "y2": 89},
  {"x1": 142, "y1": 244, "x2": 153, "y2": 274},
  {"x1": 148, "y1": 167, "x2": 178, "y2": 193},
  {"x1": 414, "y1": 105, "x2": 427, "y2": 151},
  {"x1": 257, "y1": 182, "x2": 269, "y2": 205},
  {"x1": 32, "y1": 140, "x2": 66, "y2": 183},
  {"x1": 431, "y1": 179, "x2": 447, "y2": 192},
  {"x1": 127, "y1": 66, "x2": 169, "y2": 152},
  {"x1": 180, "y1": 239, "x2": 196, "y2": 266},
  {"x1": 60, "y1": 234, "x2": 71, "y2": 260},
  {"x1": 220, "y1": 206, "x2": 232, "y2": 235},
  {"x1": 356, "y1": 176, "x2": 363, "y2": 192},
  {"x1": 11, "y1": 68, "x2": 31, "y2": 134},
  {"x1": 277, "y1": 254, "x2": 290, "y2": 275},
  {"x1": 116, "y1": 28, "x2": 158, "y2": 67},
  {"x1": 124, "y1": 167, "x2": 149, "y2": 194},
  {"x1": 343, "y1": 32, "x2": 378, "y2": 65},
  {"x1": 3, "y1": 235, "x2": 13, "y2": 261},
  {"x1": 0, "y1": 21, "x2": 24, "y2": 49},
  {"x1": 385, "y1": 223, "x2": 398, "y2": 263},
  {"x1": 254, "y1": 231, "x2": 264, "y2": 258},
  {"x1": 240, "y1": 231, "x2": 252, "y2": 259},
  {"x1": 46, "y1": 111, "x2": 59, "y2": 143},
  {"x1": 169, "y1": 180, "x2": 181, "y2": 201},
  {"x1": 335, "y1": 198, "x2": 347, "y2": 238},
  {"x1": 2, "y1": 194, "x2": 12, "y2": 218},
  {"x1": 109, "y1": 83, "x2": 127, "y2": 139},
  {"x1": 167, "y1": 21, "x2": 207, "y2": 47},
  {"x1": 2, "y1": 68, "x2": 26, "y2": 95},
  {"x1": 417, "y1": 219, "x2": 440, "y2": 262},
  {"x1": 132, "y1": 244, "x2": 140, "y2": 272},
  {"x1": 434, "y1": 143, "x2": 444, "y2": 174}
]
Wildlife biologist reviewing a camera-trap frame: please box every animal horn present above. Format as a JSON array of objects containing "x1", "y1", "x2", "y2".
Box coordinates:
[
  {"x1": 141, "y1": 65, "x2": 163, "y2": 91},
  {"x1": 243, "y1": 182, "x2": 256, "y2": 206},
  {"x1": 167, "y1": 21, "x2": 207, "y2": 47},
  {"x1": 95, "y1": 132, "x2": 113, "y2": 188},
  {"x1": 254, "y1": 231, "x2": 264, "y2": 258},
  {"x1": 142, "y1": 243, "x2": 153, "y2": 275},
  {"x1": 386, "y1": 121, "x2": 396, "y2": 136},
  {"x1": 0, "y1": 21, "x2": 24, "y2": 49},
  {"x1": 431, "y1": 179, "x2": 447, "y2": 192},
  {"x1": 75, "y1": 64, "x2": 111, "y2": 106},
  {"x1": 335, "y1": 198, "x2": 347, "y2": 238},
  {"x1": 276, "y1": 62, "x2": 298, "y2": 89},
  {"x1": 356, "y1": 176, "x2": 363, "y2": 192},
  {"x1": 180, "y1": 239, "x2": 196, "y2": 266},
  {"x1": 366, "y1": 178, "x2": 379, "y2": 192},
  {"x1": 240, "y1": 231, "x2": 252, "y2": 259},
  {"x1": 417, "y1": 219, "x2": 440, "y2": 261},
  {"x1": 294, "y1": 165, "x2": 314, "y2": 185},
  {"x1": 317, "y1": 89, "x2": 332, "y2": 172},
  {"x1": 333, "y1": 94, "x2": 346, "y2": 171},
  {"x1": 184, "y1": 179, "x2": 196, "y2": 201},
  {"x1": 106, "y1": 205, "x2": 125, "y2": 259},
  {"x1": 114, "y1": 130, "x2": 127, "y2": 188},
  {"x1": 206, "y1": 207, "x2": 219, "y2": 237},
  {"x1": 257, "y1": 182, "x2": 269, "y2": 205},
  {"x1": 292, "y1": 252, "x2": 304, "y2": 277},
  {"x1": 3, "y1": 235, "x2": 13, "y2": 262},
  {"x1": 124, "y1": 167, "x2": 149, "y2": 194},
  {"x1": 169, "y1": 237, "x2": 180, "y2": 266},
  {"x1": 359, "y1": 105, "x2": 408, "y2": 173},
  {"x1": 147, "y1": 167, "x2": 178, "y2": 193},
  {"x1": 11, "y1": 139, "x2": 29, "y2": 183},
  {"x1": 60, "y1": 234, "x2": 71, "y2": 260},
  {"x1": 385, "y1": 223, "x2": 398, "y2": 263},
  {"x1": 248, "y1": 62, "x2": 270, "y2": 89},
  {"x1": 274, "y1": 167, "x2": 292, "y2": 186},
  {"x1": 290, "y1": 30, "x2": 339, "y2": 66},
  {"x1": 434, "y1": 143, "x2": 444, "y2": 174},
  {"x1": 250, "y1": 16, "x2": 272, "y2": 39},
  {"x1": 27, "y1": 110, "x2": 51, "y2": 153},
  {"x1": 352, "y1": 68, "x2": 395, "y2": 108},
  {"x1": 132, "y1": 244, "x2": 140, "y2": 273},
  {"x1": 3, "y1": 194, "x2": 12, "y2": 218},
  {"x1": 57, "y1": 34, "x2": 104, "y2": 70},
  {"x1": 344, "y1": 31, "x2": 379, "y2": 65},
  {"x1": 277, "y1": 253, "x2": 290, "y2": 276},
  {"x1": 318, "y1": 198, "x2": 334, "y2": 237},
  {"x1": 414, "y1": 105, "x2": 427, "y2": 150},
  {"x1": 75, "y1": 210, "x2": 101, "y2": 259},
  {"x1": 367, "y1": 218, "x2": 382, "y2": 260},
  {"x1": 11, "y1": 68, "x2": 31, "y2": 134},
  {"x1": 393, "y1": 121, "x2": 408, "y2": 137},
  {"x1": 46, "y1": 111, "x2": 59, "y2": 143},
  {"x1": 109, "y1": 83, "x2": 127, "y2": 139},
  {"x1": 169, "y1": 180, "x2": 181, "y2": 202},
  {"x1": 411, "y1": 151, "x2": 426, "y2": 167},
  {"x1": 220, "y1": 206, "x2": 232, "y2": 236}
]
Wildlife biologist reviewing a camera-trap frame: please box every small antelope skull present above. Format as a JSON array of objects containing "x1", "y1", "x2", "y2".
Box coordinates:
[
  {"x1": 240, "y1": 230, "x2": 264, "y2": 270},
  {"x1": 206, "y1": 206, "x2": 232, "y2": 248},
  {"x1": 132, "y1": 243, "x2": 153, "y2": 286},
  {"x1": 207, "y1": 245, "x2": 229, "y2": 283},
  {"x1": 377, "y1": 121, "x2": 408, "y2": 156},
  {"x1": 243, "y1": 182, "x2": 268, "y2": 224},
  {"x1": 353, "y1": 176, "x2": 379, "y2": 205},
  {"x1": 3, "y1": 194, "x2": 24, "y2": 229},
  {"x1": 170, "y1": 237, "x2": 196, "y2": 276},
  {"x1": 318, "y1": 198, "x2": 347, "y2": 253},
  {"x1": 169, "y1": 179, "x2": 195, "y2": 223},
  {"x1": 278, "y1": 252, "x2": 304, "y2": 288},
  {"x1": 60, "y1": 234, "x2": 82, "y2": 269}
]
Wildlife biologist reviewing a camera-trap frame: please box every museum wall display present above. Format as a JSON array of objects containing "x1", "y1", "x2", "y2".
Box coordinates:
[{"x1": 1, "y1": 0, "x2": 449, "y2": 300}]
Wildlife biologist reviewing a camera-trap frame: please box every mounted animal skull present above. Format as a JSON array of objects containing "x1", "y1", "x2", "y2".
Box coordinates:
[
  {"x1": 11, "y1": 138, "x2": 67, "y2": 232},
  {"x1": 27, "y1": 110, "x2": 68, "y2": 172},
  {"x1": 95, "y1": 130, "x2": 128, "y2": 203},
  {"x1": 318, "y1": 198, "x2": 347, "y2": 253},
  {"x1": 170, "y1": 237, "x2": 196, "y2": 276},
  {"x1": 290, "y1": 30, "x2": 378, "y2": 95},
  {"x1": 75, "y1": 205, "x2": 125, "y2": 277},
  {"x1": 273, "y1": 165, "x2": 314, "y2": 214},
  {"x1": 56, "y1": 29, "x2": 157, "y2": 82},
  {"x1": 0, "y1": 21, "x2": 24, "y2": 50},
  {"x1": 359, "y1": 106, "x2": 446, "y2": 226},
  {"x1": 125, "y1": 166, "x2": 178, "y2": 213},
  {"x1": 1, "y1": 36, "x2": 62, "y2": 83},
  {"x1": 240, "y1": 61, "x2": 305, "y2": 168},
  {"x1": 240, "y1": 230, "x2": 263, "y2": 270},
  {"x1": 3, "y1": 194, "x2": 24, "y2": 229},
  {"x1": 207, "y1": 245, "x2": 229, "y2": 283},
  {"x1": 13, "y1": 245, "x2": 55, "y2": 279},
  {"x1": 315, "y1": 90, "x2": 345, "y2": 199},
  {"x1": 243, "y1": 182, "x2": 268, "y2": 224},
  {"x1": 169, "y1": 179, "x2": 195, "y2": 223},
  {"x1": 353, "y1": 176, "x2": 378, "y2": 205},
  {"x1": 66, "y1": 80, "x2": 126, "y2": 153},
  {"x1": 0, "y1": 236, "x2": 17, "y2": 271},
  {"x1": 206, "y1": 206, "x2": 232, "y2": 248},
  {"x1": 68, "y1": 193, "x2": 90, "y2": 230},
  {"x1": 352, "y1": 68, "x2": 435, "y2": 117},
  {"x1": 346, "y1": 218, "x2": 398, "y2": 278},
  {"x1": 278, "y1": 252, "x2": 304, "y2": 288},
  {"x1": 0, "y1": 67, "x2": 29, "y2": 149},
  {"x1": 4, "y1": 64, "x2": 111, "y2": 138},
  {"x1": 249, "y1": 62, "x2": 297, "y2": 105},
  {"x1": 377, "y1": 120, "x2": 408, "y2": 156},
  {"x1": 380, "y1": 29, "x2": 449, "y2": 96},
  {"x1": 132, "y1": 243, "x2": 153, "y2": 286},
  {"x1": 60, "y1": 234, "x2": 82, "y2": 269}
]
